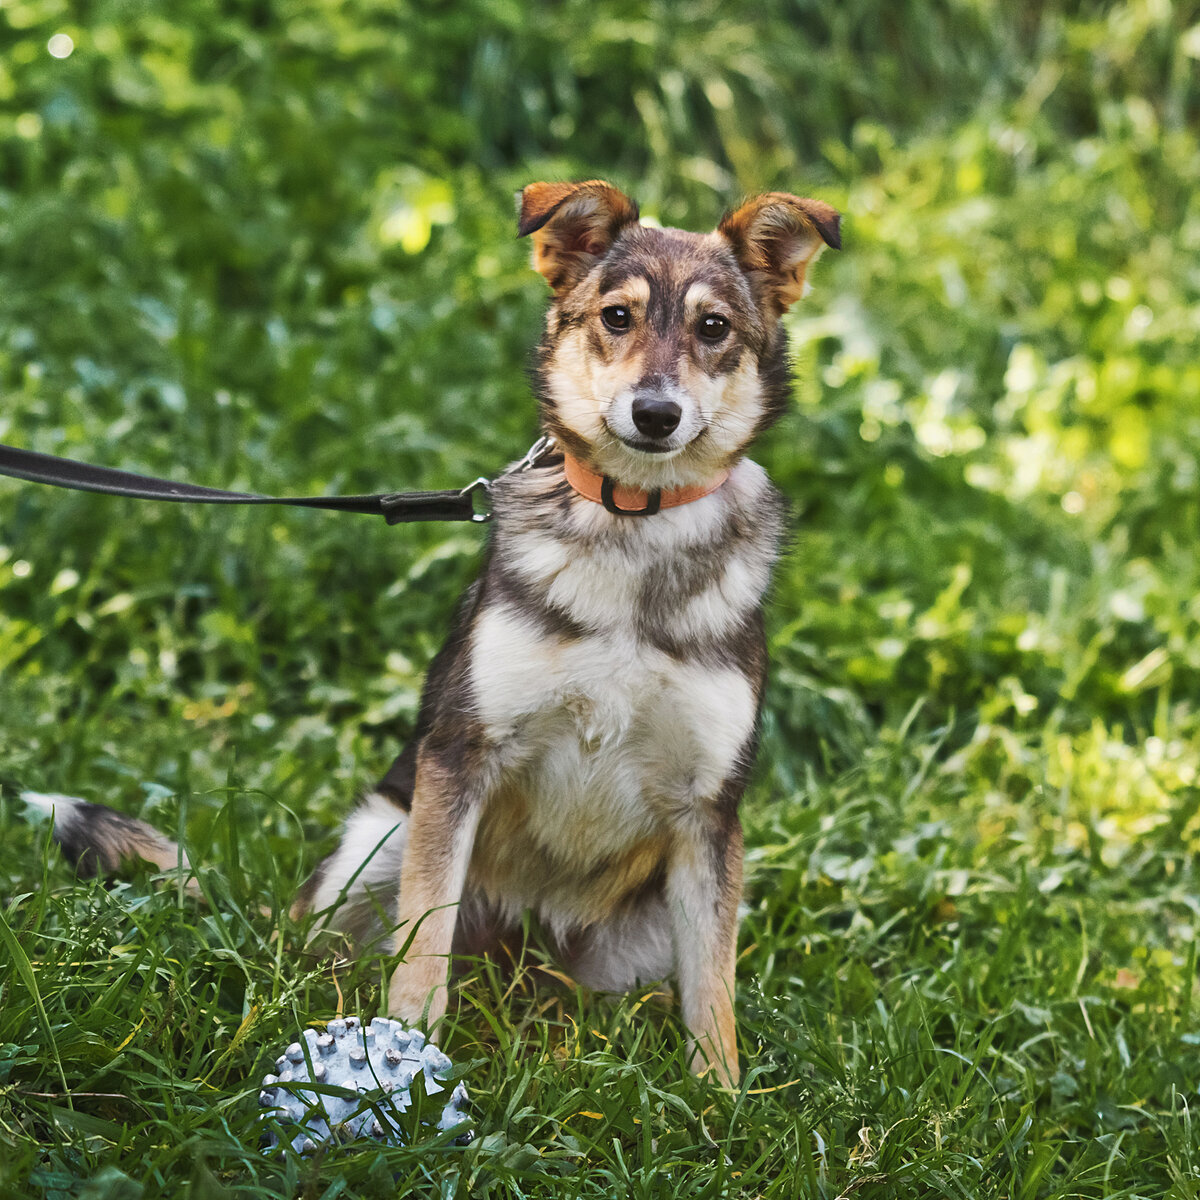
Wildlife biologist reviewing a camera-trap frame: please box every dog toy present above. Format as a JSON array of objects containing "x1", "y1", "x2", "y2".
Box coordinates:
[{"x1": 258, "y1": 1016, "x2": 470, "y2": 1152}]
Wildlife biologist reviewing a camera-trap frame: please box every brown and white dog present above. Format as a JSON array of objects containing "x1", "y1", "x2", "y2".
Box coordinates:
[{"x1": 28, "y1": 180, "x2": 840, "y2": 1086}]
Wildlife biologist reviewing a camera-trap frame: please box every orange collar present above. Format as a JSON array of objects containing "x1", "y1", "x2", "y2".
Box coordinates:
[{"x1": 562, "y1": 452, "x2": 730, "y2": 516}]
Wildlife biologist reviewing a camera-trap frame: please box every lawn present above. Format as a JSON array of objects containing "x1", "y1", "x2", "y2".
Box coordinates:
[{"x1": 2, "y1": 1, "x2": 1199, "y2": 1195}]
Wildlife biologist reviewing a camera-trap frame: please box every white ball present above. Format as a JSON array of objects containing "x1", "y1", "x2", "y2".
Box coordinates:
[{"x1": 258, "y1": 1016, "x2": 470, "y2": 1152}]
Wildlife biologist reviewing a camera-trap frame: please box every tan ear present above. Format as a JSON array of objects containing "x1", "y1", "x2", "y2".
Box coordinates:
[
  {"x1": 718, "y1": 193, "x2": 841, "y2": 311},
  {"x1": 517, "y1": 180, "x2": 640, "y2": 292}
]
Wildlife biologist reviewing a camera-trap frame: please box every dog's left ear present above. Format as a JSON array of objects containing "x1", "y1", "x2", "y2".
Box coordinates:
[
  {"x1": 517, "y1": 180, "x2": 640, "y2": 293},
  {"x1": 718, "y1": 193, "x2": 842, "y2": 311}
]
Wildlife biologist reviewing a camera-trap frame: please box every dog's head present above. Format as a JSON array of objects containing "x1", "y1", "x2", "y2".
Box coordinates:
[{"x1": 519, "y1": 180, "x2": 840, "y2": 491}]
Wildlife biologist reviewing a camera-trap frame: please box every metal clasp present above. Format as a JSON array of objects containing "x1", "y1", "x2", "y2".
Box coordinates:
[
  {"x1": 512, "y1": 434, "x2": 556, "y2": 475},
  {"x1": 459, "y1": 477, "x2": 492, "y2": 523},
  {"x1": 457, "y1": 434, "x2": 555, "y2": 524}
]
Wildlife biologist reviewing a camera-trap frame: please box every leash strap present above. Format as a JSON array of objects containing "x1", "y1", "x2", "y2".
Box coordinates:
[{"x1": 0, "y1": 441, "x2": 485, "y2": 525}]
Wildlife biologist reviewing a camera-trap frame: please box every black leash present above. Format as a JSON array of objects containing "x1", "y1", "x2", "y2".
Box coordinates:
[{"x1": 0, "y1": 437, "x2": 553, "y2": 525}]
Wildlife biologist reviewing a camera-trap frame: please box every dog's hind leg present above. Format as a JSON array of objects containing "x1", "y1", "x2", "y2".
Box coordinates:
[{"x1": 291, "y1": 791, "x2": 409, "y2": 949}]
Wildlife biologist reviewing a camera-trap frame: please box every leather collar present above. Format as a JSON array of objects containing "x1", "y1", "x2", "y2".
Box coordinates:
[{"x1": 562, "y1": 452, "x2": 730, "y2": 516}]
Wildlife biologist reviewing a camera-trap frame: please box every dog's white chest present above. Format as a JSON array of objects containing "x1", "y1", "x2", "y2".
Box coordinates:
[{"x1": 469, "y1": 604, "x2": 755, "y2": 837}]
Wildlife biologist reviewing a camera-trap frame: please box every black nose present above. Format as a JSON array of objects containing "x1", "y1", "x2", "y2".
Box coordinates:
[{"x1": 631, "y1": 394, "x2": 681, "y2": 439}]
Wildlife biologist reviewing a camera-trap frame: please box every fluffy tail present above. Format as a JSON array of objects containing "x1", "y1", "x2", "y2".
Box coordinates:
[
  {"x1": 24, "y1": 788, "x2": 409, "y2": 945},
  {"x1": 22, "y1": 791, "x2": 193, "y2": 879}
]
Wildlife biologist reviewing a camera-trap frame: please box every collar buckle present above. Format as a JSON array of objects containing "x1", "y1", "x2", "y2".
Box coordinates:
[{"x1": 600, "y1": 477, "x2": 662, "y2": 516}]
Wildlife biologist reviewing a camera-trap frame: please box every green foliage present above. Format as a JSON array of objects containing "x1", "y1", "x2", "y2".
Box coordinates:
[{"x1": 2, "y1": 0, "x2": 1199, "y2": 1194}]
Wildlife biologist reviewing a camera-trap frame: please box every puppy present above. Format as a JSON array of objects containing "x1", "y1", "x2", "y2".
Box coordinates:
[{"x1": 30, "y1": 180, "x2": 840, "y2": 1086}]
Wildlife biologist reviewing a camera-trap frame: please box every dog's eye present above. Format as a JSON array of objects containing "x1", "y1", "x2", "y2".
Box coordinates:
[
  {"x1": 697, "y1": 314, "x2": 730, "y2": 342},
  {"x1": 601, "y1": 306, "x2": 631, "y2": 331}
]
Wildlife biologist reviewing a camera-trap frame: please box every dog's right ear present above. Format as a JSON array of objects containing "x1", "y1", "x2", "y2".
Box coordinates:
[{"x1": 517, "y1": 180, "x2": 639, "y2": 293}]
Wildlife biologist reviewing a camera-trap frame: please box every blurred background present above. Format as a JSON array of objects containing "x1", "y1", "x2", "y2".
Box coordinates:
[{"x1": 1, "y1": 0, "x2": 1198, "y2": 923}]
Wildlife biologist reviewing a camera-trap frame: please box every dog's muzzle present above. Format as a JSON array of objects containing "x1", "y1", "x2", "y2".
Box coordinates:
[
  {"x1": 631, "y1": 392, "x2": 682, "y2": 440},
  {"x1": 608, "y1": 382, "x2": 699, "y2": 454}
]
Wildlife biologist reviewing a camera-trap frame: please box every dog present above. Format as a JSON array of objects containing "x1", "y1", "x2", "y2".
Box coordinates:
[{"x1": 27, "y1": 180, "x2": 840, "y2": 1086}]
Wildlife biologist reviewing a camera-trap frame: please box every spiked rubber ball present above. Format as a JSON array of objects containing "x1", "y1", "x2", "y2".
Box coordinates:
[{"x1": 258, "y1": 1016, "x2": 470, "y2": 1152}]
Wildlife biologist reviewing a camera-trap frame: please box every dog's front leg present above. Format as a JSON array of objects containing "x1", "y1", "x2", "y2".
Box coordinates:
[
  {"x1": 387, "y1": 754, "x2": 480, "y2": 1029},
  {"x1": 668, "y1": 818, "x2": 744, "y2": 1088}
]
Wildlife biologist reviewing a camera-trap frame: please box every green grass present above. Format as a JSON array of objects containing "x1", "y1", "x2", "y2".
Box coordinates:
[{"x1": 3, "y1": 0, "x2": 1200, "y2": 1195}]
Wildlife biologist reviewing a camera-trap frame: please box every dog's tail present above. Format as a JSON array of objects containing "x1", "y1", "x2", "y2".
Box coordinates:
[
  {"x1": 22, "y1": 791, "x2": 194, "y2": 882},
  {"x1": 23, "y1": 788, "x2": 407, "y2": 947}
]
